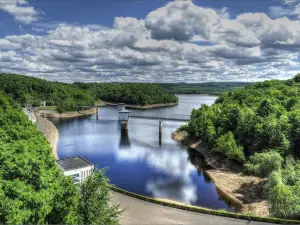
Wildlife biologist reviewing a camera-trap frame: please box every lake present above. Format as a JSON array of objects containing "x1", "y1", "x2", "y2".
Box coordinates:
[{"x1": 50, "y1": 94, "x2": 237, "y2": 211}]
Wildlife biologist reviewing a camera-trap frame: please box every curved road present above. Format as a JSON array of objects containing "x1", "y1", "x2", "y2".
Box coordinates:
[{"x1": 111, "y1": 192, "x2": 274, "y2": 225}]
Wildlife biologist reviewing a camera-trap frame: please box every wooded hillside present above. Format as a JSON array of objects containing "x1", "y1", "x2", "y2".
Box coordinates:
[
  {"x1": 0, "y1": 74, "x2": 178, "y2": 113},
  {"x1": 182, "y1": 74, "x2": 300, "y2": 219}
]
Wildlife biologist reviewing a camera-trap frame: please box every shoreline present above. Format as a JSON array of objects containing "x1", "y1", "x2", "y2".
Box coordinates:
[
  {"x1": 36, "y1": 108, "x2": 96, "y2": 118},
  {"x1": 171, "y1": 131, "x2": 269, "y2": 217},
  {"x1": 104, "y1": 102, "x2": 178, "y2": 109}
]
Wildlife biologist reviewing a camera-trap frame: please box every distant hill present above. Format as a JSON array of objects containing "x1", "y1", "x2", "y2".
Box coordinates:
[
  {"x1": 0, "y1": 74, "x2": 178, "y2": 112},
  {"x1": 157, "y1": 82, "x2": 252, "y2": 95}
]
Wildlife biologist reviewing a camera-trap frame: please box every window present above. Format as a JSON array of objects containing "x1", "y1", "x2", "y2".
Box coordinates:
[{"x1": 70, "y1": 173, "x2": 80, "y2": 184}]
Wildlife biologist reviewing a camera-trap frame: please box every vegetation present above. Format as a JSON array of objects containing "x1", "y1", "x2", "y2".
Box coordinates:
[
  {"x1": 0, "y1": 91, "x2": 78, "y2": 224},
  {"x1": 157, "y1": 82, "x2": 251, "y2": 95},
  {"x1": 182, "y1": 74, "x2": 300, "y2": 219},
  {"x1": 0, "y1": 74, "x2": 178, "y2": 113},
  {"x1": 0, "y1": 74, "x2": 94, "y2": 113},
  {"x1": 78, "y1": 169, "x2": 119, "y2": 225},
  {"x1": 73, "y1": 82, "x2": 178, "y2": 105},
  {"x1": 0, "y1": 91, "x2": 119, "y2": 224}
]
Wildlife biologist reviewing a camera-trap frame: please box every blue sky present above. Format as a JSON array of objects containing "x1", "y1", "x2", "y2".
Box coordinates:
[{"x1": 0, "y1": 0, "x2": 299, "y2": 82}]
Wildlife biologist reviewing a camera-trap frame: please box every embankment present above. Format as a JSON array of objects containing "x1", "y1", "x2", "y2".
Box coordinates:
[
  {"x1": 36, "y1": 116, "x2": 58, "y2": 159},
  {"x1": 172, "y1": 131, "x2": 269, "y2": 217}
]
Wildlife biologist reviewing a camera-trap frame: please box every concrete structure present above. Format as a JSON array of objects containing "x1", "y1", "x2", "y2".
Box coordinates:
[
  {"x1": 40, "y1": 101, "x2": 46, "y2": 107},
  {"x1": 56, "y1": 156, "x2": 94, "y2": 184},
  {"x1": 117, "y1": 103, "x2": 126, "y2": 111},
  {"x1": 119, "y1": 111, "x2": 131, "y2": 129}
]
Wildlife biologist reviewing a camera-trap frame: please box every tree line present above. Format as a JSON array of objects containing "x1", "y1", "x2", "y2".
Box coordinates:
[
  {"x1": 0, "y1": 91, "x2": 119, "y2": 224},
  {"x1": 0, "y1": 74, "x2": 178, "y2": 113},
  {"x1": 73, "y1": 82, "x2": 178, "y2": 105},
  {"x1": 181, "y1": 74, "x2": 300, "y2": 219},
  {"x1": 157, "y1": 82, "x2": 251, "y2": 95}
]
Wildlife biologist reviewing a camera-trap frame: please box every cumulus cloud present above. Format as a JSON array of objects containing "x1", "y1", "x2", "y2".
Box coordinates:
[
  {"x1": 0, "y1": 0, "x2": 299, "y2": 82},
  {"x1": 0, "y1": 0, "x2": 39, "y2": 24},
  {"x1": 145, "y1": 0, "x2": 224, "y2": 41}
]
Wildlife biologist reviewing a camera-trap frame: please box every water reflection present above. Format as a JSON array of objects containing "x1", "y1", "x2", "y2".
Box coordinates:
[
  {"x1": 119, "y1": 130, "x2": 131, "y2": 149},
  {"x1": 53, "y1": 94, "x2": 237, "y2": 211},
  {"x1": 146, "y1": 177, "x2": 197, "y2": 204}
]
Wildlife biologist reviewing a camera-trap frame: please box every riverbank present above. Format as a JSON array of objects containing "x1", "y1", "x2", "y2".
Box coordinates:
[
  {"x1": 171, "y1": 131, "x2": 269, "y2": 217},
  {"x1": 104, "y1": 102, "x2": 178, "y2": 109},
  {"x1": 36, "y1": 116, "x2": 58, "y2": 159},
  {"x1": 36, "y1": 108, "x2": 96, "y2": 118}
]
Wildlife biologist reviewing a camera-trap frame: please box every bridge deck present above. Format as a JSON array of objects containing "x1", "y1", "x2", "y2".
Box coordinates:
[{"x1": 130, "y1": 115, "x2": 189, "y2": 122}]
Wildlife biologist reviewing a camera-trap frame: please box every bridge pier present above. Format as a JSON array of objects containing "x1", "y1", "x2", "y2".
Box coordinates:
[
  {"x1": 159, "y1": 119, "x2": 162, "y2": 145},
  {"x1": 159, "y1": 119, "x2": 162, "y2": 134},
  {"x1": 96, "y1": 107, "x2": 99, "y2": 120},
  {"x1": 118, "y1": 104, "x2": 130, "y2": 130},
  {"x1": 120, "y1": 120, "x2": 129, "y2": 130}
]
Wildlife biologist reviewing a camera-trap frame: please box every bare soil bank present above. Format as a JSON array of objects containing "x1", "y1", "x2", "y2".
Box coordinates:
[
  {"x1": 172, "y1": 131, "x2": 269, "y2": 217},
  {"x1": 37, "y1": 108, "x2": 96, "y2": 118},
  {"x1": 104, "y1": 102, "x2": 178, "y2": 109}
]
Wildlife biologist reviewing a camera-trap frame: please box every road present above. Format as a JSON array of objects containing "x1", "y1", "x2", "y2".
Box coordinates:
[{"x1": 111, "y1": 192, "x2": 274, "y2": 225}]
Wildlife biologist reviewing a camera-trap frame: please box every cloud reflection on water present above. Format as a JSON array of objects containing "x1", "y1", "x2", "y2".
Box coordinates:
[
  {"x1": 146, "y1": 177, "x2": 197, "y2": 205},
  {"x1": 116, "y1": 133, "x2": 198, "y2": 204}
]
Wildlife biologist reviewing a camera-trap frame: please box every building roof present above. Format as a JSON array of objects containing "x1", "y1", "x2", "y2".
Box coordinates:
[{"x1": 56, "y1": 156, "x2": 94, "y2": 171}]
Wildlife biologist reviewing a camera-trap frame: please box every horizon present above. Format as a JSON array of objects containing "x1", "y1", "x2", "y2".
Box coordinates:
[{"x1": 0, "y1": 0, "x2": 300, "y2": 83}]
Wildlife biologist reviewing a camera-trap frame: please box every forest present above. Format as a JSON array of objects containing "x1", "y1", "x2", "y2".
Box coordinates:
[
  {"x1": 0, "y1": 91, "x2": 119, "y2": 224},
  {"x1": 157, "y1": 82, "x2": 251, "y2": 95},
  {"x1": 0, "y1": 74, "x2": 178, "y2": 113},
  {"x1": 73, "y1": 82, "x2": 178, "y2": 105},
  {"x1": 181, "y1": 74, "x2": 300, "y2": 219}
]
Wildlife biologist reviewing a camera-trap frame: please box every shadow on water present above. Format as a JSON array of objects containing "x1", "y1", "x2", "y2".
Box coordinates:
[{"x1": 187, "y1": 148, "x2": 241, "y2": 212}]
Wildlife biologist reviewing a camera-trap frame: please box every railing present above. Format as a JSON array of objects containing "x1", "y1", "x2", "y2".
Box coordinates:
[{"x1": 129, "y1": 115, "x2": 189, "y2": 122}]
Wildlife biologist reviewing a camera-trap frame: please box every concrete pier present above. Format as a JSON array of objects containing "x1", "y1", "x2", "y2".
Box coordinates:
[
  {"x1": 159, "y1": 119, "x2": 162, "y2": 134},
  {"x1": 120, "y1": 120, "x2": 129, "y2": 130},
  {"x1": 96, "y1": 107, "x2": 99, "y2": 120}
]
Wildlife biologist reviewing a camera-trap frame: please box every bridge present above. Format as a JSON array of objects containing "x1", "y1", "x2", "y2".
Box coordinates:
[
  {"x1": 77, "y1": 103, "x2": 190, "y2": 138},
  {"x1": 129, "y1": 115, "x2": 189, "y2": 122}
]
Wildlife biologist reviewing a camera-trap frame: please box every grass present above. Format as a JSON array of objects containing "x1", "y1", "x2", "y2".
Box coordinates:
[{"x1": 35, "y1": 106, "x2": 57, "y2": 111}]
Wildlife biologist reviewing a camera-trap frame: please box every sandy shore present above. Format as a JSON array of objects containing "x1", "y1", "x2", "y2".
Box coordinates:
[
  {"x1": 172, "y1": 131, "x2": 269, "y2": 217},
  {"x1": 104, "y1": 102, "x2": 178, "y2": 109},
  {"x1": 37, "y1": 108, "x2": 96, "y2": 118}
]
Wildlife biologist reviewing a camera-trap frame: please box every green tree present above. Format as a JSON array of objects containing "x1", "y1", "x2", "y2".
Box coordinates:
[
  {"x1": 245, "y1": 151, "x2": 283, "y2": 177},
  {"x1": 269, "y1": 183, "x2": 300, "y2": 219},
  {"x1": 78, "y1": 169, "x2": 119, "y2": 225},
  {"x1": 214, "y1": 132, "x2": 245, "y2": 162}
]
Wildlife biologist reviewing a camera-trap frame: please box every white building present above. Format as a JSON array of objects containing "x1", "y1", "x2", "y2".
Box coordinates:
[{"x1": 56, "y1": 156, "x2": 94, "y2": 184}]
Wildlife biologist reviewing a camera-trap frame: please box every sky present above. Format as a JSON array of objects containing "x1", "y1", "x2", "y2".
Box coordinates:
[{"x1": 0, "y1": 0, "x2": 300, "y2": 83}]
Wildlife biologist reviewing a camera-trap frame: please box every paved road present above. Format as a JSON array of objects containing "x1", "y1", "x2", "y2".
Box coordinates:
[{"x1": 111, "y1": 192, "x2": 274, "y2": 225}]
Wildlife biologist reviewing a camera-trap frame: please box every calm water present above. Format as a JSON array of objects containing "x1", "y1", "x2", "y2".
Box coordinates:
[{"x1": 51, "y1": 94, "x2": 237, "y2": 211}]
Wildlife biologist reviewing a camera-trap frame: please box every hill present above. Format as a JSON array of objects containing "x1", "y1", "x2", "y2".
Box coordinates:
[
  {"x1": 181, "y1": 74, "x2": 300, "y2": 219},
  {"x1": 157, "y1": 82, "x2": 251, "y2": 95},
  {"x1": 0, "y1": 74, "x2": 178, "y2": 113}
]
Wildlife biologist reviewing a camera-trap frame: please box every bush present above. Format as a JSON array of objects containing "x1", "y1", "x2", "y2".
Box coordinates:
[
  {"x1": 214, "y1": 132, "x2": 245, "y2": 162},
  {"x1": 245, "y1": 151, "x2": 283, "y2": 177}
]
